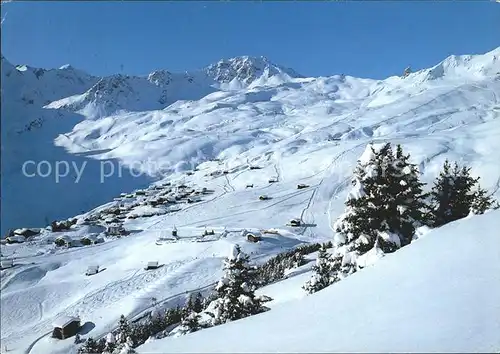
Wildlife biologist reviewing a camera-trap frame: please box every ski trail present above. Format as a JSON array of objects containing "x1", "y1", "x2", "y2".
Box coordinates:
[
  {"x1": 298, "y1": 143, "x2": 366, "y2": 236},
  {"x1": 224, "y1": 173, "x2": 235, "y2": 192}
]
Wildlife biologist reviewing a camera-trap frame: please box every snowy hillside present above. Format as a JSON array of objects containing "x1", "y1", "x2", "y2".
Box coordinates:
[
  {"x1": 3, "y1": 48, "x2": 500, "y2": 235},
  {"x1": 1, "y1": 46, "x2": 500, "y2": 353},
  {"x1": 138, "y1": 210, "x2": 500, "y2": 353}
]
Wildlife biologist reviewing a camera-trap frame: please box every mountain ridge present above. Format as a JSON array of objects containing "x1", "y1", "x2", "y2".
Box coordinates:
[{"x1": 1, "y1": 47, "x2": 499, "y2": 234}]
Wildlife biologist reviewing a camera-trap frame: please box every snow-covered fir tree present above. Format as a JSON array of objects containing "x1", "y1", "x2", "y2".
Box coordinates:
[
  {"x1": 288, "y1": 252, "x2": 306, "y2": 269},
  {"x1": 77, "y1": 337, "x2": 105, "y2": 354},
  {"x1": 303, "y1": 244, "x2": 338, "y2": 294},
  {"x1": 469, "y1": 186, "x2": 497, "y2": 215},
  {"x1": 111, "y1": 337, "x2": 136, "y2": 354},
  {"x1": 389, "y1": 144, "x2": 429, "y2": 246},
  {"x1": 175, "y1": 311, "x2": 202, "y2": 336},
  {"x1": 334, "y1": 143, "x2": 427, "y2": 255},
  {"x1": 207, "y1": 244, "x2": 268, "y2": 325},
  {"x1": 184, "y1": 292, "x2": 204, "y2": 316},
  {"x1": 428, "y1": 160, "x2": 497, "y2": 226},
  {"x1": 116, "y1": 315, "x2": 133, "y2": 344},
  {"x1": 102, "y1": 332, "x2": 116, "y2": 353}
]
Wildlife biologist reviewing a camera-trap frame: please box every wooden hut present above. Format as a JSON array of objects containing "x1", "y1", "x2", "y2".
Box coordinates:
[
  {"x1": 203, "y1": 229, "x2": 215, "y2": 236},
  {"x1": 52, "y1": 316, "x2": 81, "y2": 340},
  {"x1": 106, "y1": 224, "x2": 127, "y2": 236},
  {"x1": 187, "y1": 196, "x2": 201, "y2": 204},
  {"x1": 144, "y1": 261, "x2": 159, "y2": 270},
  {"x1": 289, "y1": 219, "x2": 302, "y2": 227},
  {"x1": 13, "y1": 228, "x2": 40, "y2": 237},
  {"x1": 6, "y1": 235, "x2": 26, "y2": 244},
  {"x1": 246, "y1": 234, "x2": 261, "y2": 243},
  {"x1": 85, "y1": 265, "x2": 99, "y2": 276},
  {"x1": 1, "y1": 259, "x2": 14, "y2": 269}
]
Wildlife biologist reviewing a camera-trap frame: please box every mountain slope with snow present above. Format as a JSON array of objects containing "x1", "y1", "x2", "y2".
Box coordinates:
[
  {"x1": 138, "y1": 210, "x2": 500, "y2": 353},
  {"x1": 2, "y1": 48, "x2": 499, "y2": 235}
]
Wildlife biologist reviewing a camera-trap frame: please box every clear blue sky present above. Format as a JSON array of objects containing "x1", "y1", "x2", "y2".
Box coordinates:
[{"x1": 1, "y1": 1, "x2": 499, "y2": 79}]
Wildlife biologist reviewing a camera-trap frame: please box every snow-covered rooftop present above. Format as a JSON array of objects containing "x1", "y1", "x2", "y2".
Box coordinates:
[{"x1": 52, "y1": 316, "x2": 80, "y2": 329}]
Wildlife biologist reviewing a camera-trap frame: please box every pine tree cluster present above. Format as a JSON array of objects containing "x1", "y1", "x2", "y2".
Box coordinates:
[
  {"x1": 255, "y1": 241, "x2": 332, "y2": 286},
  {"x1": 77, "y1": 292, "x2": 209, "y2": 353},
  {"x1": 207, "y1": 244, "x2": 268, "y2": 325},
  {"x1": 85, "y1": 241, "x2": 312, "y2": 351},
  {"x1": 335, "y1": 143, "x2": 428, "y2": 254},
  {"x1": 428, "y1": 160, "x2": 496, "y2": 226},
  {"x1": 304, "y1": 142, "x2": 498, "y2": 295}
]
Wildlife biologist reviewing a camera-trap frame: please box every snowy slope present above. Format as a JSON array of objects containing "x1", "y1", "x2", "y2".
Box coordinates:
[
  {"x1": 138, "y1": 210, "x2": 500, "y2": 353},
  {"x1": 3, "y1": 49, "x2": 500, "y2": 234}
]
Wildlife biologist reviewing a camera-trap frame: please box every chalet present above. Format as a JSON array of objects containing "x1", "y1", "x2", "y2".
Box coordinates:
[
  {"x1": 13, "y1": 228, "x2": 40, "y2": 237},
  {"x1": 268, "y1": 177, "x2": 278, "y2": 183},
  {"x1": 1, "y1": 259, "x2": 14, "y2": 269},
  {"x1": 144, "y1": 261, "x2": 159, "y2": 270},
  {"x1": 289, "y1": 219, "x2": 302, "y2": 227},
  {"x1": 106, "y1": 224, "x2": 127, "y2": 236},
  {"x1": 52, "y1": 316, "x2": 81, "y2": 340},
  {"x1": 172, "y1": 227, "x2": 178, "y2": 237},
  {"x1": 246, "y1": 234, "x2": 261, "y2": 243},
  {"x1": 105, "y1": 207, "x2": 121, "y2": 216},
  {"x1": 259, "y1": 195, "x2": 271, "y2": 201},
  {"x1": 187, "y1": 197, "x2": 201, "y2": 204},
  {"x1": 6, "y1": 235, "x2": 26, "y2": 244},
  {"x1": 297, "y1": 184, "x2": 309, "y2": 189},
  {"x1": 147, "y1": 199, "x2": 160, "y2": 207},
  {"x1": 262, "y1": 229, "x2": 280, "y2": 235},
  {"x1": 203, "y1": 229, "x2": 215, "y2": 236},
  {"x1": 85, "y1": 265, "x2": 99, "y2": 276},
  {"x1": 246, "y1": 184, "x2": 254, "y2": 188},
  {"x1": 166, "y1": 197, "x2": 177, "y2": 203},
  {"x1": 104, "y1": 217, "x2": 121, "y2": 224},
  {"x1": 80, "y1": 234, "x2": 104, "y2": 246}
]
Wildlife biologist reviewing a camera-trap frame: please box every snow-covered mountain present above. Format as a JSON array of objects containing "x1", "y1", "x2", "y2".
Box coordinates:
[
  {"x1": 204, "y1": 55, "x2": 303, "y2": 86},
  {"x1": 44, "y1": 56, "x2": 302, "y2": 119},
  {"x1": 1, "y1": 44, "x2": 500, "y2": 352},
  {"x1": 2, "y1": 48, "x2": 500, "y2": 235}
]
